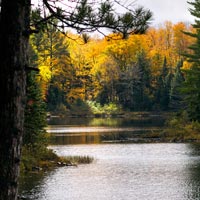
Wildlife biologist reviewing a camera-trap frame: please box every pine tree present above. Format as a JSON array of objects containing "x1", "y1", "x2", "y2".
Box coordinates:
[
  {"x1": 182, "y1": 67, "x2": 200, "y2": 120},
  {"x1": 182, "y1": 0, "x2": 200, "y2": 121},
  {"x1": 156, "y1": 57, "x2": 172, "y2": 110},
  {"x1": 134, "y1": 51, "x2": 152, "y2": 110},
  {"x1": 169, "y1": 60, "x2": 185, "y2": 110},
  {"x1": 24, "y1": 71, "x2": 47, "y2": 147}
]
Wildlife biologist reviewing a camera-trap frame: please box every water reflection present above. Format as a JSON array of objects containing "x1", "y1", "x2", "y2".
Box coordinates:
[
  {"x1": 48, "y1": 116, "x2": 166, "y2": 127},
  {"x1": 19, "y1": 117, "x2": 200, "y2": 200},
  {"x1": 19, "y1": 171, "x2": 50, "y2": 199},
  {"x1": 183, "y1": 143, "x2": 200, "y2": 199},
  {"x1": 50, "y1": 130, "x2": 157, "y2": 145},
  {"x1": 51, "y1": 132, "x2": 101, "y2": 145},
  {"x1": 19, "y1": 143, "x2": 200, "y2": 200},
  {"x1": 47, "y1": 117, "x2": 165, "y2": 145}
]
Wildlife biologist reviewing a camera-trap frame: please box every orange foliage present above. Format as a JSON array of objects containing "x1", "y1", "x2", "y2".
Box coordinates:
[{"x1": 31, "y1": 21, "x2": 195, "y2": 104}]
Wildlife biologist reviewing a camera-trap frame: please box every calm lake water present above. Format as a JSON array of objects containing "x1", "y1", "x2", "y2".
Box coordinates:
[{"x1": 19, "y1": 117, "x2": 200, "y2": 200}]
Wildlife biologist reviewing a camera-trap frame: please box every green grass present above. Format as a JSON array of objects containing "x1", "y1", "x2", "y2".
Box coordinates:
[{"x1": 20, "y1": 145, "x2": 94, "y2": 172}]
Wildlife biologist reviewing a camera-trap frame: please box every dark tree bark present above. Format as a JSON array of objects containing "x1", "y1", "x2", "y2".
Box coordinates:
[{"x1": 0, "y1": 0, "x2": 30, "y2": 199}]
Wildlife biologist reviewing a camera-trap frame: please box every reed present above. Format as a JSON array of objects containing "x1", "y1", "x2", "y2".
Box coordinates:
[{"x1": 59, "y1": 155, "x2": 94, "y2": 165}]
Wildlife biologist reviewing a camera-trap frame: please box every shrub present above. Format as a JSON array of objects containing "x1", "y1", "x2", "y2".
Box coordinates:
[{"x1": 87, "y1": 100, "x2": 121, "y2": 114}]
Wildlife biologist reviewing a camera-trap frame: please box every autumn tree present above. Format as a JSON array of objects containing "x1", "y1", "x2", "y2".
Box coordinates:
[
  {"x1": 68, "y1": 37, "x2": 96, "y2": 103},
  {"x1": 43, "y1": 21, "x2": 194, "y2": 112},
  {"x1": 173, "y1": 22, "x2": 193, "y2": 58}
]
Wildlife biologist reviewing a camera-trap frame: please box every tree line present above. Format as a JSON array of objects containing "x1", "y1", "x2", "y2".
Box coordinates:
[{"x1": 30, "y1": 21, "x2": 194, "y2": 113}]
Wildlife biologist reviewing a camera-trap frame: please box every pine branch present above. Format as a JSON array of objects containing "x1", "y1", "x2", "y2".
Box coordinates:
[{"x1": 38, "y1": 0, "x2": 153, "y2": 38}]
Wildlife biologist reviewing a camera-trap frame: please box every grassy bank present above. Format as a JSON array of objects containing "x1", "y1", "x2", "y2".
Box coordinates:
[
  {"x1": 128, "y1": 129, "x2": 200, "y2": 143},
  {"x1": 161, "y1": 113, "x2": 200, "y2": 142},
  {"x1": 118, "y1": 112, "x2": 200, "y2": 143},
  {"x1": 20, "y1": 146, "x2": 94, "y2": 173}
]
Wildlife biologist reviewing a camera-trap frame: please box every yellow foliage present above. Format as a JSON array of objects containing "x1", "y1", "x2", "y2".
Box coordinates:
[
  {"x1": 182, "y1": 61, "x2": 192, "y2": 70},
  {"x1": 30, "y1": 20, "x2": 195, "y2": 104},
  {"x1": 67, "y1": 88, "x2": 85, "y2": 102}
]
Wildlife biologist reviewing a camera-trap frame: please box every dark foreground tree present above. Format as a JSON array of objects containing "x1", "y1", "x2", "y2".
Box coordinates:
[
  {"x1": 0, "y1": 1, "x2": 30, "y2": 199},
  {"x1": 0, "y1": 0, "x2": 152, "y2": 199}
]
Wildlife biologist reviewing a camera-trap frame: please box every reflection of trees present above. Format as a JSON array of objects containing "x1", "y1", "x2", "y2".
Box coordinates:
[
  {"x1": 89, "y1": 118, "x2": 122, "y2": 126},
  {"x1": 19, "y1": 172, "x2": 48, "y2": 199},
  {"x1": 51, "y1": 133, "x2": 101, "y2": 145},
  {"x1": 89, "y1": 117, "x2": 165, "y2": 127},
  {"x1": 49, "y1": 116, "x2": 167, "y2": 145},
  {"x1": 48, "y1": 117, "x2": 91, "y2": 126},
  {"x1": 184, "y1": 144, "x2": 200, "y2": 200}
]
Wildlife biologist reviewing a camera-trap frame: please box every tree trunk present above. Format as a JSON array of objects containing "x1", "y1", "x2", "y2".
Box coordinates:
[{"x1": 0, "y1": 0, "x2": 30, "y2": 199}]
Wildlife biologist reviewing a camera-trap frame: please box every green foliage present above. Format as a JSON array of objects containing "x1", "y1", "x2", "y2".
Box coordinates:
[
  {"x1": 29, "y1": 11, "x2": 196, "y2": 114},
  {"x1": 103, "y1": 103, "x2": 120, "y2": 114},
  {"x1": 182, "y1": 0, "x2": 200, "y2": 121},
  {"x1": 47, "y1": 84, "x2": 68, "y2": 112},
  {"x1": 134, "y1": 51, "x2": 152, "y2": 110},
  {"x1": 20, "y1": 145, "x2": 59, "y2": 172},
  {"x1": 163, "y1": 111, "x2": 200, "y2": 141},
  {"x1": 101, "y1": 50, "x2": 153, "y2": 111},
  {"x1": 21, "y1": 71, "x2": 52, "y2": 172},
  {"x1": 167, "y1": 111, "x2": 189, "y2": 129},
  {"x1": 24, "y1": 72, "x2": 47, "y2": 146},
  {"x1": 181, "y1": 66, "x2": 200, "y2": 121},
  {"x1": 170, "y1": 60, "x2": 185, "y2": 110},
  {"x1": 69, "y1": 98, "x2": 91, "y2": 114},
  {"x1": 86, "y1": 101, "x2": 104, "y2": 113},
  {"x1": 37, "y1": 0, "x2": 153, "y2": 37},
  {"x1": 21, "y1": 147, "x2": 93, "y2": 172},
  {"x1": 87, "y1": 101, "x2": 121, "y2": 114},
  {"x1": 155, "y1": 57, "x2": 172, "y2": 110},
  {"x1": 30, "y1": 20, "x2": 74, "y2": 112}
]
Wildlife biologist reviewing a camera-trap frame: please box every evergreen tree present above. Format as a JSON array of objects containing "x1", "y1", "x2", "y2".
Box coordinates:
[
  {"x1": 135, "y1": 51, "x2": 152, "y2": 110},
  {"x1": 116, "y1": 63, "x2": 141, "y2": 110},
  {"x1": 24, "y1": 42, "x2": 47, "y2": 146},
  {"x1": 30, "y1": 17, "x2": 73, "y2": 112},
  {"x1": 169, "y1": 59, "x2": 185, "y2": 110},
  {"x1": 156, "y1": 57, "x2": 172, "y2": 110},
  {"x1": 24, "y1": 72, "x2": 47, "y2": 146},
  {"x1": 182, "y1": 66, "x2": 200, "y2": 120},
  {"x1": 182, "y1": 0, "x2": 200, "y2": 121},
  {"x1": 115, "y1": 51, "x2": 152, "y2": 111}
]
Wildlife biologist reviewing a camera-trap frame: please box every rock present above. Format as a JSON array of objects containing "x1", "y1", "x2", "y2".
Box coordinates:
[
  {"x1": 17, "y1": 195, "x2": 27, "y2": 200},
  {"x1": 57, "y1": 162, "x2": 62, "y2": 166},
  {"x1": 32, "y1": 166, "x2": 42, "y2": 171}
]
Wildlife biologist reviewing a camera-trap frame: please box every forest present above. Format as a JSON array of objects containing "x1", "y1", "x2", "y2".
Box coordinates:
[{"x1": 31, "y1": 20, "x2": 194, "y2": 114}]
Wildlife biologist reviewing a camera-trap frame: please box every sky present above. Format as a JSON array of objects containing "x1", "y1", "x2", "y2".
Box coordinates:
[
  {"x1": 32, "y1": 0, "x2": 195, "y2": 27},
  {"x1": 134, "y1": 0, "x2": 195, "y2": 26}
]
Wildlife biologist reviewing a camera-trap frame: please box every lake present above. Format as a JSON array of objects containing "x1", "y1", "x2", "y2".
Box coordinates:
[{"x1": 19, "y1": 116, "x2": 200, "y2": 200}]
